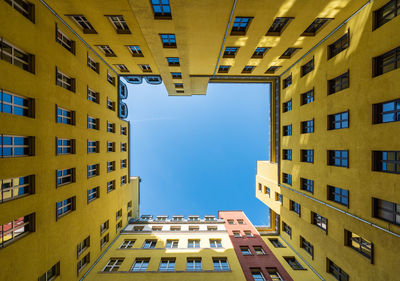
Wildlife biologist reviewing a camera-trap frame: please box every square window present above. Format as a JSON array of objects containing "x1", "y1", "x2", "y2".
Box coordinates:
[{"x1": 231, "y1": 17, "x2": 252, "y2": 35}]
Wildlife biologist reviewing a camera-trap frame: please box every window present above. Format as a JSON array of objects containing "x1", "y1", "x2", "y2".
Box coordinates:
[
  {"x1": 87, "y1": 55, "x2": 99, "y2": 73},
  {"x1": 328, "y1": 33, "x2": 349, "y2": 59},
  {"x1": 107, "y1": 72, "x2": 116, "y2": 86},
  {"x1": 373, "y1": 98, "x2": 400, "y2": 124},
  {"x1": 56, "y1": 26, "x2": 75, "y2": 54},
  {"x1": 242, "y1": 66, "x2": 255, "y2": 73},
  {"x1": 373, "y1": 46, "x2": 400, "y2": 76},
  {"x1": 172, "y1": 215, "x2": 183, "y2": 221},
  {"x1": 96, "y1": 45, "x2": 116, "y2": 57},
  {"x1": 327, "y1": 258, "x2": 349, "y2": 281},
  {"x1": 282, "y1": 149, "x2": 292, "y2": 160},
  {"x1": 227, "y1": 219, "x2": 234, "y2": 224},
  {"x1": 56, "y1": 69, "x2": 75, "y2": 92},
  {"x1": 174, "y1": 83, "x2": 183, "y2": 88},
  {"x1": 266, "y1": 268, "x2": 284, "y2": 281},
  {"x1": 106, "y1": 122, "x2": 115, "y2": 133},
  {"x1": 107, "y1": 180, "x2": 115, "y2": 193},
  {"x1": 38, "y1": 262, "x2": 60, "y2": 281},
  {"x1": 170, "y1": 226, "x2": 181, "y2": 231},
  {"x1": 253, "y1": 246, "x2": 265, "y2": 255},
  {"x1": 240, "y1": 246, "x2": 252, "y2": 255},
  {"x1": 207, "y1": 225, "x2": 217, "y2": 231},
  {"x1": 301, "y1": 89, "x2": 314, "y2": 105},
  {"x1": 282, "y1": 222, "x2": 291, "y2": 238},
  {"x1": 133, "y1": 226, "x2": 144, "y2": 231},
  {"x1": 87, "y1": 141, "x2": 99, "y2": 153},
  {"x1": 103, "y1": 258, "x2": 124, "y2": 272},
  {"x1": 77, "y1": 236, "x2": 90, "y2": 257},
  {"x1": 87, "y1": 187, "x2": 99, "y2": 203},
  {"x1": 116, "y1": 221, "x2": 122, "y2": 232},
  {"x1": 265, "y1": 66, "x2": 281, "y2": 74},
  {"x1": 100, "y1": 220, "x2": 109, "y2": 234},
  {"x1": 143, "y1": 240, "x2": 157, "y2": 249},
  {"x1": 176, "y1": 90, "x2": 185, "y2": 94},
  {"x1": 188, "y1": 239, "x2": 200, "y2": 248},
  {"x1": 139, "y1": 64, "x2": 152, "y2": 73},
  {"x1": 121, "y1": 126, "x2": 127, "y2": 135},
  {"x1": 282, "y1": 100, "x2": 292, "y2": 112},
  {"x1": 127, "y1": 210, "x2": 133, "y2": 219},
  {"x1": 100, "y1": 234, "x2": 109, "y2": 249},
  {"x1": 121, "y1": 175, "x2": 127, "y2": 186},
  {"x1": 0, "y1": 90, "x2": 33, "y2": 118},
  {"x1": 300, "y1": 236, "x2": 314, "y2": 258},
  {"x1": 127, "y1": 45, "x2": 143, "y2": 57},
  {"x1": 160, "y1": 34, "x2": 176, "y2": 48},
  {"x1": 159, "y1": 258, "x2": 175, "y2": 271},
  {"x1": 300, "y1": 178, "x2": 314, "y2": 193},
  {"x1": 77, "y1": 253, "x2": 90, "y2": 274},
  {"x1": 251, "y1": 268, "x2": 266, "y2": 281},
  {"x1": 283, "y1": 74, "x2": 292, "y2": 88},
  {"x1": 282, "y1": 173, "x2": 292, "y2": 185},
  {"x1": 237, "y1": 219, "x2": 244, "y2": 224},
  {"x1": 87, "y1": 88, "x2": 99, "y2": 103},
  {"x1": 373, "y1": 151, "x2": 400, "y2": 173},
  {"x1": 328, "y1": 111, "x2": 349, "y2": 130},
  {"x1": 231, "y1": 17, "x2": 252, "y2": 35},
  {"x1": 166, "y1": 239, "x2": 178, "y2": 248},
  {"x1": 210, "y1": 239, "x2": 222, "y2": 248},
  {"x1": 345, "y1": 230, "x2": 373, "y2": 261},
  {"x1": 127, "y1": 201, "x2": 132, "y2": 210},
  {"x1": 171, "y1": 72, "x2": 182, "y2": 79},
  {"x1": 0, "y1": 175, "x2": 34, "y2": 203},
  {"x1": 252, "y1": 47, "x2": 269, "y2": 58},
  {"x1": 269, "y1": 238, "x2": 284, "y2": 248},
  {"x1": 311, "y1": 212, "x2": 328, "y2": 232},
  {"x1": 167, "y1": 57, "x2": 180, "y2": 66},
  {"x1": 290, "y1": 200, "x2": 301, "y2": 216},
  {"x1": 267, "y1": 17, "x2": 292, "y2": 35},
  {"x1": 187, "y1": 258, "x2": 202, "y2": 271},
  {"x1": 301, "y1": 119, "x2": 314, "y2": 133},
  {"x1": 0, "y1": 213, "x2": 34, "y2": 247},
  {"x1": 264, "y1": 186, "x2": 270, "y2": 196},
  {"x1": 131, "y1": 258, "x2": 150, "y2": 272},
  {"x1": 121, "y1": 159, "x2": 127, "y2": 168},
  {"x1": 374, "y1": 0, "x2": 400, "y2": 29},
  {"x1": 223, "y1": 47, "x2": 239, "y2": 58},
  {"x1": 151, "y1": 0, "x2": 172, "y2": 19},
  {"x1": 0, "y1": 135, "x2": 33, "y2": 157},
  {"x1": 56, "y1": 106, "x2": 74, "y2": 125},
  {"x1": 87, "y1": 164, "x2": 99, "y2": 178},
  {"x1": 282, "y1": 124, "x2": 292, "y2": 136},
  {"x1": 233, "y1": 231, "x2": 241, "y2": 238},
  {"x1": 120, "y1": 239, "x2": 135, "y2": 249},
  {"x1": 217, "y1": 65, "x2": 231, "y2": 73},
  {"x1": 107, "y1": 15, "x2": 130, "y2": 34},
  {"x1": 213, "y1": 258, "x2": 230, "y2": 271},
  {"x1": 56, "y1": 197, "x2": 75, "y2": 219},
  {"x1": 0, "y1": 39, "x2": 34, "y2": 73},
  {"x1": 328, "y1": 71, "x2": 349, "y2": 94},
  {"x1": 327, "y1": 185, "x2": 349, "y2": 206},
  {"x1": 328, "y1": 150, "x2": 349, "y2": 167},
  {"x1": 152, "y1": 226, "x2": 162, "y2": 231},
  {"x1": 5, "y1": 0, "x2": 35, "y2": 22},
  {"x1": 56, "y1": 138, "x2": 74, "y2": 155},
  {"x1": 56, "y1": 168, "x2": 74, "y2": 186},
  {"x1": 116, "y1": 209, "x2": 122, "y2": 221},
  {"x1": 373, "y1": 197, "x2": 400, "y2": 225},
  {"x1": 301, "y1": 149, "x2": 314, "y2": 163},
  {"x1": 107, "y1": 142, "x2": 115, "y2": 152},
  {"x1": 70, "y1": 15, "x2": 96, "y2": 33},
  {"x1": 244, "y1": 231, "x2": 253, "y2": 237},
  {"x1": 280, "y1": 48, "x2": 301, "y2": 59},
  {"x1": 284, "y1": 257, "x2": 304, "y2": 270},
  {"x1": 113, "y1": 64, "x2": 128, "y2": 73},
  {"x1": 106, "y1": 161, "x2": 115, "y2": 173},
  {"x1": 275, "y1": 192, "x2": 283, "y2": 204},
  {"x1": 302, "y1": 18, "x2": 331, "y2": 36},
  {"x1": 301, "y1": 58, "x2": 314, "y2": 77}
]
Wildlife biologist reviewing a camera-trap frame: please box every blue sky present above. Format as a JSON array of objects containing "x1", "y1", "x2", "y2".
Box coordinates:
[{"x1": 126, "y1": 81, "x2": 270, "y2": 225}]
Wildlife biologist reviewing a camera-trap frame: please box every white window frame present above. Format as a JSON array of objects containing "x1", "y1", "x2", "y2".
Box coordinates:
[
  {"x1": 1, "y1": 90, "x2": 30, "y2": 116},
  {"x1": 87, "y1": 55, "x2": 97, "y2": 71},
  {"x1": 166, "y1": 240, "x2": 178, "y2": 248},
  {"x1": 97, "y1": 45, "x2": 114, "y2": 56},
  {"x1": 159, "y1": 259, "x2": 175, "y2": 271},
  {"x1": 139, "y1": 64, "x2": 151, "y2": 71},
  {"x1": 87, "y1": 88, "x2": 98, "y2": 103},
  {"x1": 244, "y1": 231, "x2": 253, "y2": 237},
  {"x1": 254, "y1": 246, "x2": 266, "y2": 255},
  {"x1": 77, "y1": 237, "x2": 90, "y2": 257},
  {"x1": 143, "y1": 240, "x2": 157, "y2": 248},
  {"x1": 120, "y1": 239, "x2": 136, "y2": 249},
  {"x1": 188, "y1": 239, "x2": 200, "y2": 248},
  {"x1": 210, "y1": 239, "x2": 222, "y2": 248},
  {"x1": 57, "y1": 198, "x2": 73, "y2": 217},
  {"x1": 56, "y1": 29, "x2": 73, "y2": 51},
  {"x1": 100, "y1": 221, "x2": 109, "y2": 234},
  {"x1": 57, "y1": 106, "x2": 73, "y2": 124},
  {"x1": 56, "y1": 168, "x2": 73, "y2": 186},
  {"x1": 240, "y1": 246, "x2": 252, "y2": 255},
  {"x1": 107, "y1": 72, "x2": 115, "y2": 84},
  {"x1": 0, "y1": 176, "x2": 31, "y2": 202},
  {"x1": 102, "y1": 258, "x2": 124, "y2": 272},
  {"x1": 213, "y1": 258, "x2": 230, "y2": 271},
  {"x1": 121, "y1": 175, "x2": 127, "y2": 185},
  {"x1": 107, "y1": 180, "x2": 115, "y2": 192},
  {"x1": 56, "y1": 70, "x2": 72, "y2": 90},
  {"x1": 187, "y1": 258, "x2": 202, "y2": 271},
  {"x1": 87, "y1": 187, "x2": 99, "y2": 202},
  {"x1": 71, "y1": 15, "x2": 94, "y2": 31},
  {"x1": 107, "y1": 122, "x2": 115, "y2": 133},
  {"x1": 107, "y1": 15, "x2": 129, "y2": 31},
  {"x1": 131, "y1": 259, "x2": 149, "y2": 272},
  {"x1": 87, "y1": 116, "x2": 98, "y2": 129},
  {"x1": 77, "y1": 254, "x2": 90, "y2": 273},
  {"x1": 1, "y1": 135, "x2": 30, "y2": 157},
  {"x1": 57, "y1": 138, "x2": 73, "y2": 154},
  {"x1": 107, "y1": 98, "x2": 115, "y2": 110},
  {"x1": 100, "y1": 234, "x2": 109, "y2": 248},
  {"x1": 121, "y1": 159, "x2": 127, "y2": 168},
  {"x1": 0, "y1": 215, "x2": 31, "y2": 246},
  {"x1": 128, "y1": 45, "x2": 142, "y2": 55},
  {"x1": 6, "y1": 0, "x2": 31, "y2": 17},
  {"x1": 233, "y1": 231, "x2": 241, "y2": 238},
  {"x1": 121, "y1": 126, "x2": 127, "y2": 135},
  {"x1": 115, "y1": 64, "x2": 128, "y2": 71},
  {"x1": 107, "y1": 161, "x2": 115, "y2": 172},
  {"x1": 87, "y1": 141, "x2": 97, "y2": 153}
]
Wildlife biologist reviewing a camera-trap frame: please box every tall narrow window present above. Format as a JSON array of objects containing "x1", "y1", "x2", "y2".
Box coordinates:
[
  {"x1": 327, "y1": 185, "x2": 349, "y2": 206},
  {"x1": 266, "y1": 17, "x2": 293, "y2": 36},
  {"x1": 107, "y1": 142, "x2": 115, "y2": 152},
  {"x1": 56, "y1": 168, "x2": 74, "y2": 186},
  {"x1": 301, "y1": 119, "x2": 314, "y2": 133},
  {"x1": 311, "y1": 212, "x2": 328, "y2": 233},
  {"x1": 38, "y1": 262, "x2": 60, "y2": 281},
  {"x1": 107, "y1": 98, "x2": 115, "y2": 111},
  {"x1": 56, "y1": 197, "x2": 76, "y2": 219},
  {"x1": 372, "y1": 151, "x2": 400, "y2": 174},
  {"x1": 107, "y1": 161, "x2": 115, "y2": 172},
  {"x1": 87, "y1": 141, "x2": 99, "y2": 153},
  {"x1": 0, "y1": 39, "x2": 35, "y2": 73},
  {"x1": 0, "y1": 90, "x2": 34, "y2": 118},
  {"x1": 56, "y1": 69, "x2": 75, "y2": 92},
  {"x1": 0, "y1": 135, "x2": 34, "y2": 157},
  {"x1": 96, "y1": 45, "x2": 116, "y2": 57},
  {"x1": 374, "y1": 0, "x2": 400, "y2": 29},
  {"x1": 328, "y1": 71, "x2": 349, "y2": 94},
  {"x1": 282, "y1": 149, "x2": 292, "y2": 160},
  {"x1": 373, "y1": 197, "x2": 400, "y2": 225},
  {"x1": 300, "y1": 178, "x2": 314, "y2": 193},
  {"x1": 87, "y1": 116, "x2": 99, "y2": 130},
  {"x1": 301, "y1": 18, "x2": 331, "y2": 36},
  {"x1": 56, "y1": 26, "x2": 75, "y2": 54},
  {"x1": 301, "y1": 58, "x2": 314, "y2": 77},
  {"x1": 373, "y1": 46, "x2": 400, "y2": 76},
  {"x1": 0, "y1": 213, "x2": 35, "y2": 247},
  {"x1": 77, "y1": 253, "x2": 90, "y2": 274},
  {"x1": 289, "y1": 200, "x2": 301, "y2": 216},
  {"x1": 282, "y1": 125, "x2": 292, "y2": 136},
  {"x1": 121, "y1": 175, "x2": 127, "y2": 185},
  {"x1": 87, "y1": 55, "x2": 99, "y2": 73},
  {"x1": 77, "y1": 236, "x2": 90, "y2": 257},
  {"x1": 327, "y1": 259, "x2": 349, "y2": 281},
  {"x1": 87, "y1": 88, "x2": 99, "y2": 103},
  {"x1": 283, "y1": 74, "x2": 292, "y2": 88},
  {"x1": 107, "y1": 122, "x2": 115, "y2": 133},
  {"x1": 121, "y1": 159, "x2": 127, "y2": 168},
  {"x1": 282, "y1": 100, "x2": 292, "y2": 112},
  {"x1": 282, "y1": 222, "x2": 291, "y2": 238},
  {"x1": 0, "y1": 175, "x2": 34, "y2": 203},
  {"x1": 107, "y1": 72, "x2": 115, "y2": 85},
  {"x1": 301, "y1": 149, "x2": 314, "y2": 163},
  {"x1": 301, "y1": 89, "x2": 314, "y2": 105},
  {"x1": 151, "y1": 0, "x2": 172, "y2": 19},
  {"x1": 5, "y1": 0, "x2": 35, "y2": 22},
  {"x1": 70, "y1": 15, "x2": 97, "y2": 34},
  {"x1": 300, "y1": 236, "x2": 314, "y2": 258},
  {"x1": 87, "y1": 187, "x2": 99, "y2": 202},
  {"x1": 328, "y1": 32, "x2": 349, "y2": 59},
  {"x1": 107, "y1": 15, "x2": 130, "y2": 34},
  {"x1": 107, "y1": 180, "x2": 115, "y2": 193},
  {"x1": 328, "y1": 150, "x2": 349, "y2": 168},
  {"x1": 160, "y1": 34, "x2": 176, "y2": 48},
  {"x1": 231, "y1": 17, "x2": 252, "y2": 35},
  {"x1": 282, "y1": 173, "x2": 292, "y2": 185},
  {"x1": 328, "y1": 111, "x2": 349, "y2": 130}
]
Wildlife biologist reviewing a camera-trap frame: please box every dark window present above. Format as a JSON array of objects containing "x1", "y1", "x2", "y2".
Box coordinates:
[
  {"x1": 373, "y1": 197, "x2": 400, "y2": 225},
  {"x1": 0, "y1": 39, "x2": 35, "y2": 73},
  {"x1": 345, "y1": 230, "x2": 373, "y2": 261},
  {"x1": 282, "y1": 125, "x2": 292, "y2": 136},
  {"x1": 290, "y1": 200, "x2": 301, "y2": 216},
  {"x1": 107, "y1": 15, "x2": 130, "y2": 34},
  {"x1": 151, "y1": 0, "x2": 172, "y2": 19},
  {"x1": 328, "y1": 150, "x2": 349, "y2": 167},
  {"x1": 223, "y1": 47, "x2": 239, "y2": 58},
  {"x1": 242, "y1": 66, "x2": 255, "y2": 73},
  {"x1": 266, "y1": 17, "x2": 293, "y2": 36},
  {"x1": 70, "y1": 15, "x2": 97, "y2": 34},
  {"x1": 231, "y1": 17, "x2": 252, "y2": 35},
  {"x1": 282, "y1": 173, "x2": 292, "y2": 185},
  {"x1": 328, "y1": 71, "x2": 349, "y2": 94},
  {"x1": 283, "y1": 74, "x2": 292, "y2": 88},
  {"x1": 372, "y1": 151, "x2": 400, "y2": 174},
  {"x1": 301, "y1": 89, "x2": 314, "y2": 105},
  {"x1": 96, "y1": 45, "x2": 116, "y2": 57},
  {"x1": 265, "y1": 66, "x2": 281, "y2": 74},
  {"x1": 328, "y1": 111, "x2": 349, "y2": 130},
  {"x1": 171, "y1": 72, "x2": 182, "y2": 79},
  {"x1": 5, "y1": 0, "x2": 35, "y2": 22},
  {"x1": 284, "y1": 257, "x2": 304, "y2": 270},
  {"x1": 282, "y1": 100, "x2": 292, "y2": 112},
  {"x1": 0, "y1": 90, "x2": 34, "y2": 118},
  {"x1": 301, "y1": 58, "x2": 314, "y2": 77},
  {"x1": 374, "y1": 0, "x2": 400, "y2": 29},
  {"x1": 373, "y1": 46, "x2": 400, "y2": 76},
  {"x1": 373, "y1": 98, "x2": 400, "y2": 124},
  {"x1": 301, "y1": 18, "x2": 331, "y2": 36},
  {"x1": 300, "y1": 178, "x2": 314, "y2": 193},
  {"x1": 327, "y1": 259, "x2": 349, "y2": 281},
  {"x1": 328, "y1": 33, "x2": 349, "y2": 59},
  {"x1": 38, "y1": 262, "x2": 60, "y2": 281},
  {"x1": 282, "y1": 222, "x2": 291, "y2": 238},
  {"x1": 300, "y1": 237, "x2": 313, "y2": 258},
  {"x1": 327, "y1": 185, "x2": 349, "y2": 206},
  {"x1": 282, "y1": 149, "x2": 292, "y2": 160},
  {"x1": 160, "y1": 34, "x2": 176, "y2": 48},
  {"x1": 218, "y1": 65, "x2": 230, "y2": 73},
  {"x1": 167, "y1": 57, "x2": 180, "y2": 66},
  {"x1": 252, "y1": 47, "x2": 268, "y2": 58},
  {"x1": 301, "y1": 119, "x2": 314, "y2": 133},
  {"x1": 311, "y1": 212, "x2": 327, "y2": 232},
  {"x1": 174, "y1": 83, "x2": 183, "y2": 88},
  {"x1": 280, "y1": 48, "x2": 301, "y2": 59},
  {"x1": 301, "y1": 149, "x2": 314, "y2": 163},
  {"x1": 269, "y1": 238, "x2": 285, "y2": 248}
]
